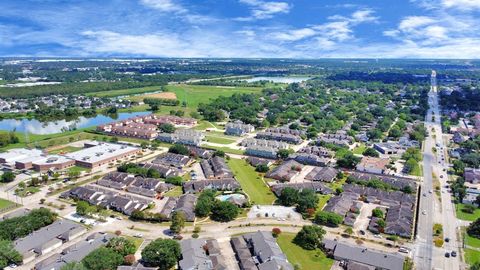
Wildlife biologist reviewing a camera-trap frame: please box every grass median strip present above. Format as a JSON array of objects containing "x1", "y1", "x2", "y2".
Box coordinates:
[{"x1": 227, "y1": 158, "x2": 276, "y2": 205}]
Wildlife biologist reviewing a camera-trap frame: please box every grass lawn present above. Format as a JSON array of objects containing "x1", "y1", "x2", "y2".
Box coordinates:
[
  {"x1": 15, "y1": 186, "x2": 40, "y2": 197},
  {"x1": 465, "y1": 248, "x2": 480, "y2": 266},
  {"x1": 164, "y1": 84, "x2": 262, "y2": 110},
  {"x1": 194, "y1": 121, "x2": 217, "y2": 131},
  {"x1": 68, "y1": 166, "x2": 90, "y2": 174},
  {"x1": 317, "y1": 194, "x2": 332, "y2": 211},
  {"x1": 48, "y1": 146, "x2": 82, "y2": 154},
  {"x1": 465, "y1": 233, "x2": 480, "y2": 248},
  {"x1": 88, "y1": 86, "x2": 163, "y2": 98},
  {"x1": 276, "y1": 233, "x2": 334, "y2": 270},
  {"x1": 122, "y1": 235, "x2": 144, "y2": 251},
  {"x1": 227, "y1": 158, "x2": 276, "y2": 205},
  {"x1": 202, "y1": 145, "x2": 244, "y2": 155},
  {"x1": 164, "y1": 186, "x2": 183, "y2": 197},
  {"x1": 0, "y1": 198, "x2": 16, "y2": 211},
  {"x1": 352, "y1": 144, "x2": 366, "y2": 155},
  {"x1": 456, "y1": 204, "x2": 480, "y2": 221},
  {"x1": 204, "y1": 135, "x2": 237, "y2": 145}
]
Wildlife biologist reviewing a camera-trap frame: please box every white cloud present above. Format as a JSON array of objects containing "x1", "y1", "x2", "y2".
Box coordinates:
[
  {"x1": 236, "y1": 0, "x2": 291, "y2": 21},
  {"x1": 398, "y1": 16, "x2": 436, "y2": 31},
  {"x1": 441, "y1": 0, "x2": 480, "y2": 10},
  {"x1": 140, "y1": 0, "x2": 186, "y2": 13},
  {"x1": 272, "y1": 28, "x2": 316, "y2": 41},
  {"x1": 269, "y1": 8, "x2": 373, "y2": 43}
]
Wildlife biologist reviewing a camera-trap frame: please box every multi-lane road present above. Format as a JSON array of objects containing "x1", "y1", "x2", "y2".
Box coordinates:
[{"x1": 415, "y1": 71, "x2": 462, "y2": 270}]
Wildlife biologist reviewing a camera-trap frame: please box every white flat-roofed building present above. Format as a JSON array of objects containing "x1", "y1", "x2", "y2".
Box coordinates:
[
  {"x1": 65, "y1": 142, "x2": 141, "y2": 169},
  {"x1": 0, "y1": 148, "x2": 44, "y2": 164}
]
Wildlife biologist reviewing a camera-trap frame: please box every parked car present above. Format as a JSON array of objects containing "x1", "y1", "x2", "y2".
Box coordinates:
[
  {"x1": 451, "y1": 251, "x2": 457, "y2": 257},
  {"x1": 445, "y1": 252, "x2": 450, "y2": 258},
  {"x1": 445, "y1": 237, "x2": 450, "y2": 242}
]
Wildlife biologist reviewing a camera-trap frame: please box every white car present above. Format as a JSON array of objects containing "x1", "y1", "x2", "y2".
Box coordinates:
[
  {"x1": 422, "y1": 210, "x2": 427, "y2": 215},
  {"x1": 134, "y1": 233, "x2": 143, "y2": 238}
]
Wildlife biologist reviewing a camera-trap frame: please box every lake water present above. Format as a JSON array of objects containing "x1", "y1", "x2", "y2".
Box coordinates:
[
  {"x1": 244, "y1": 76, "x2": 312, "y2": 84},
  {"x1": 0, "y1": 111, "x2": 150, "y2": 135}
]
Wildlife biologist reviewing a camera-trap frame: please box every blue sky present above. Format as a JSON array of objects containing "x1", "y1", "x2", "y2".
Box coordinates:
[{"x1": 1, "y1": 0, "x2": 480, "y2": 58}]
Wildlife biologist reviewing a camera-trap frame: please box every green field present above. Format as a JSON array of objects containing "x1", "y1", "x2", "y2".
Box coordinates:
[
  {"x1": 317, "y1": 194, "x2": 332, "y2": 211},
  {"x1": 164, "y1": 186, "x2": 183, "y2": 197},
  {"x1": 205, "y1": 134, "x2": 237, "y2": 145},
  {"x1": 466, "y1": 234, "x2": 480, "y2": 248},
  {"x1": 352, "y1": 144, "x2": 366, "y2": 155},
  {"x1": 202, "y1": 145, "x2": 244, "y2": 155},
  {"x1": 276, "y1": 233, "x2": 334, "y2": 270},
  {"x1": 48, "y1": 146, "x2": 83, "y2": 154},
  {"x1": 227, "y1": 158, "x2": 276, "y2": 205},
  {"x1": 127, "y1": 84, "x2": 262, "y2": 110},
  {"x1": 456, "y1": 204, "x2": 480, "y2": 221},
  {"x1": 0, "y1": 198, "x2": 16, "y2": 211},
  {"x1": 88, "y1": 86, "x2": 163, "y2": 98},
  {"x1": 465, "y1": 248, "x2": 480, "y2": 266}
]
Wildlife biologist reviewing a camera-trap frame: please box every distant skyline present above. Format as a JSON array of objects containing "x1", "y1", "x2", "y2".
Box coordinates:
[{"x1": 1, "y1": 0, "x2": 480, "y2": 58}]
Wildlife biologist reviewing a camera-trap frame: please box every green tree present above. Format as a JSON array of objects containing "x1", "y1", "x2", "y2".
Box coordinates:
[
  {"x1": 106, "y1": 237, "x2": 137, "y2": 256},
  {"x1": 159, "y1": 123, "x2": 175, "y2": 133},
  {"x1": 255, "y1": 164, "x2": 269, "y2": 173},
  {"x1": 170, "y1": 211, "x2": 186, "y2": 234},
  {"x1": 277, "y1": 149, "x2": 291, "y2": 159},
  {"x1": 0, "y1": 240, "x2": 22, "y2": 269},
  {"x1": 76, "y1": 201, "x2": 92, "y2": 216},
  {"x1": 372, "y1": 209, "x2": 384, "y2": 218},
  {"x1": 314, "y1": 211, "x2": 343, "y2": 227},
  {"x1": 278, "y1": 187, "x2": 299, "y2": 206},
  {"x1": 0, "y1": 172, "x2": 15, "y2": 183},
  {"x1": 168, "y1": 144, "x2": 189, "y2": 155},
  {"x1": 81, "y1": 247, "x2": 123, "y2": 270},
  {"x1": 210, "y1": 201, "x2": 239, "y2": 222},
  {"x1": 337, "y1": 152, "x2": 361, "y2": 169},
  {"x1": 195, "y1": 189, "x2": 216, "y2": 217},
  {"x1": 141, "y1": 239, "x2": 181, "y2": 270},
  {"x1": 296, "y1": 189, "x2": 318, "y2": 214},
  {"x1": 165, "y1": 176, "x2": 183, "y2": 186},
  {"x1": 362, "y1": 148, "x2": 379, "y2": 157},
  {"x1": 293, "y1": 225, "x2": 326, "y2": 250}
]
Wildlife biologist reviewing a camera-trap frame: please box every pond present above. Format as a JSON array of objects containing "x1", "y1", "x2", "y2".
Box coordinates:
[
  {"x1": 244, "y1": 76, "x2": 312, "y2": 84},
  {"x1": 0, "y1": 111, "x2": 150, "y2": 135}
]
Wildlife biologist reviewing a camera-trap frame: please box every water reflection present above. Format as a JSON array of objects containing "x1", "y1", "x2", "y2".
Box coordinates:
[{"x1": 0, "y1": 111, "x2": 150, "y2": 135}]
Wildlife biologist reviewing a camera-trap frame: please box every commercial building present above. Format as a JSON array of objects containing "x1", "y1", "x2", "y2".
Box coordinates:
[
  {"x1": 14, "y1": 220, "x2": 86, "y2": 264},
  {"x1": 225, "y1": 121, "x2": 255, "y2": 136},
  {"x1": 0, "y1": 148, "x2": 44, "y2": 164},
  {"x1": 356, "y1": 157, "x2": 390, "y2": 174},
  {"x1": 65, "y1": 142, "x2": 141, "y2": 169}
]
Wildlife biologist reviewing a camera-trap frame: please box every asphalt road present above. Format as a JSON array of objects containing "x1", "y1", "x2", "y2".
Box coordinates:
[{"x1": 414, "y1": 74, "x2": 462, "y2": 270}]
